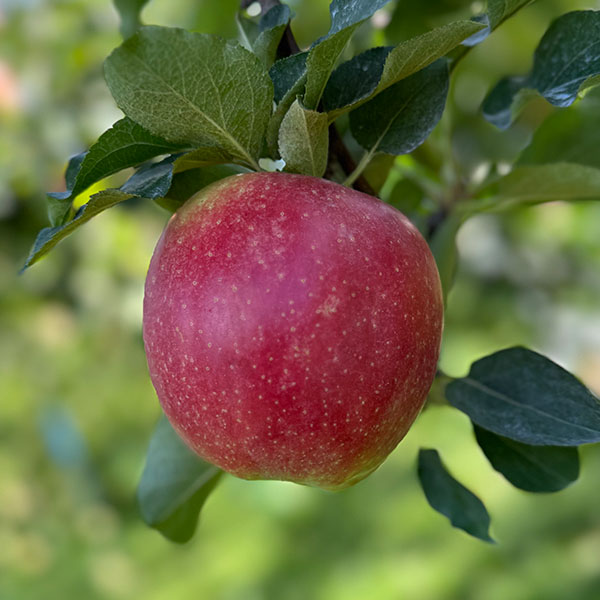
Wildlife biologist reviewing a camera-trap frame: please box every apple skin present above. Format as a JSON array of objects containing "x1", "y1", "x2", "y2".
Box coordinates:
[{"x1": 143, "y1": 172, "x2": 443, "y2": 490}]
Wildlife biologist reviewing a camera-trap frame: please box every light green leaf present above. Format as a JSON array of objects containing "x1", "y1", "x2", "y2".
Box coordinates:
[
  {"x1": 279, "y1": 99, "x2": 329, "y2": 177},
  {"x1": 325, "y1": 20, "x2": 484, "y2": 120},
  {"x1": 517, "y1": 92, "x2": 600, "y2": 170},
  {"x1": 138, "y1": 416, "x2": 223, "y2": 544},
  {"x1": 475, "y1": 163, "x2": 600, "y2": 211},
  {"x1": 487, "y1": 0, "x2": 535, "y2": 29},
  {"x1": 113, "y1": 0, "x2": 151, "y2": 39},
  {"x1": 104, "y1": 26, "x2": 273, "y2": 169}
]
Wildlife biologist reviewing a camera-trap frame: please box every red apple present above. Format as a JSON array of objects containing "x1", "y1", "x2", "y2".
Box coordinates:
[{"x1": 143, "y1": 172, "x2": 443, "y2": 490}]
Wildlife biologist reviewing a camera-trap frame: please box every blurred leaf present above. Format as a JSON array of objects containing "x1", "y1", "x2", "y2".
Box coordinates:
[
  {"x1": 476, "y1": 163, "x2": 600, "y2": 210},
  {"x1": 113, "y1": 0, "x2": 151, "y2": 39},
  {"x1": 303, "y1": 0, "x2": 393, "y2": 109},
  {"x1": 385, "y1": 0, "x2": 475, "y2": 43},
  {"x1": 418, "y1": 448, "x2": 494, "y2": 542},
  {"x1": 387, "y1": 177, "x2": 425, "y2": 213},
  {"x1": 325, "y1": 20, "x2": 483, "y2": 120},
  {"x1": 104, "y1": 26, "x2": 273, "y2": 169},
  {"x1": 517, "y1": 97, "x2": 600, "y2": 169},
  {"x1": 138, "y1": 416, "x2": 223, "y2": 544},
  {"x1": 483, "y1": 11, "x2": 600, "y2": 129},
  {"x1": 23, "y1": 158, "x2": 175, "y2": 270},
  {"x1": 253, "y1": 4, "x2": 291, "y2": 68},
  {"x1": 428, "y1": 212, "x2": 463, "y2": 305},
  {"x1": 363, "y1": 153, "x2": 395, "y2": 194},
  {"x1": 279, "y1": 99, "x2": 328, "y2": 177},
  {"x1": 446, "y1": 347, "x2": 600, "y2": 446},
  {"x1": 474, "y1": 426, "x2": 579, "y2": 493},
  {"x1": 47, "y1": 117, "x2": 182, "y2": 226},
  {"x1": 487, "y1": 0, "x2": 535, "y2": 29},
  {"x1": 350, "y1": 60, "x2": 449, "y2": 155}
]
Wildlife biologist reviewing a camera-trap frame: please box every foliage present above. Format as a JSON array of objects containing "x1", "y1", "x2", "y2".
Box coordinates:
[{"x1": 16, "y1": 0, "x2": 600, "y2": 551}]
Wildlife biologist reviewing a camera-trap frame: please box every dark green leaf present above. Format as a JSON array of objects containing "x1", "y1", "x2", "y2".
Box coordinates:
[
  {"x1": 279, "y1": 99, "x2": 328, "y2": 177},
  {"x1": 23, "y1": 158, "x2": 176, "y2": 270},
  {"x1": 473, "y1": 426, "x2": 579, "y2": 493},
  {"x1": 23, "y1": 190, "x2": 134, "y2": 271},
  {"x1": 418, "y1": 448, "x2": 494, "y2": 542},
  {"x1": 483, "y1": 11, "x2": 600, "y2": 129},
  {"x1": 113, "y1": 0, "x2": 151, "y2": 39},
  {"x1": 47, "y1": 117, "x2": 182, "y2": 226},
  {"x1": 517, "y1": 92, "x2": 600, "y2": 170},
  {"x1": 350, "y1": 60, "x2": 449, "y2": 155},
  {"x1": 137, "y1": 416, "x2": 223, "y2": 544},
  {"x1": 446, "y1": 347, "x2": 600, "y2": 446},
  {"x1": 326, "y1": 20, "x2": 482, "y2": 120},
  {"x1": 322, "y1": 46, "x2": 393, "y2": 112},
  {"x1": 104, "y1": 26, "x2": 273, "y2": 169},
  {"x1": 270, "y1": 53, "x2": 308, "y2": 104},
  {"x1": 475, "y1": 163, "x2": 600, "y2": 211},
  {"x1": 428, "y1": 212, "x2": 464, "y2": 306},
  {"x1": 253, "y1": 4, "x2": 291, "y2": 68},
  {"x1": 303, "y1": 0, "x2": 393, "y2": 110},
  {"x1": 120, "y1": 156, "x2": 175, "y2": 198}
]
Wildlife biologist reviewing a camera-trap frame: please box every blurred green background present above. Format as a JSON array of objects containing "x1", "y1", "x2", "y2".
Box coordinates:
[{"x1": 2, "y1": 1, "x2": 600, "y2": 599}]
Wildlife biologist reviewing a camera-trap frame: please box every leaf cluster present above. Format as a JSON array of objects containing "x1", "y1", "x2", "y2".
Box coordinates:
[{"x1": 22, "y1": 0, "x2": 600, "y2": 544}]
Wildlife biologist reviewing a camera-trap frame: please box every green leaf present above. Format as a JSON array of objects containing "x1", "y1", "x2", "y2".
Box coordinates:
[
  {"x1": 23, "y1": 158, "x2": 175, "y2": 270},
  {"x1": 483, "y1": 10, "x2": 600, "y2": 129},
  {"x1": 517, "y1": 93, "x2": 600, "y2": 170},
  {"x1": 172, "y1": 147, "x2": 234, "y2": 173},
  {"x1": 253, "y1": 4, "x2": 291, "y2": 68},
  {"x1": 23, "y1": 190, "x2": 134, "y2": 271},
  {"x1": 475, "y1": 163, "x2": 600, "y2": 211},
  {"x1": 104, "y1": 26, "x2": 273, "y2": 169},
  {"x1": 473, "y1": 426, "x2": 579, "y2": 493},
  {"x1": 428, "y1": 213, "x2": 464, "y2": 306},
  {"x1": 446, "y1": 347, "x2": 600, "y2": 446},
  {"x1": 278, "y1": 99, "x2": 329, "y2": 177},
  {"x1": 270, "y1": 53, "x2": 308, "y2": 104},
  {"x1": 325, "y1": 20, "x2": 484, "y2": 120},
  {"x1": 113, "y1": 0, "x2": 151, "y2": 39},
  {"x1": 350, "y1": 60, "x2": 449, "y2": 155},
  {"x1": 418, "y1": 448, "x2": 494, "y2": 542},
  {"x1": 47, "y1": 117, "x2": 183, "y2": 226},
  {"x1": 303, "y1": 0, "x2": 393, "y2": 110},
  {"x1": 137, "y1": 416, "x2": 223, "y2": 544},
  {"x1": 487, "y1": 0, "x2": 535, "y2": 29}
]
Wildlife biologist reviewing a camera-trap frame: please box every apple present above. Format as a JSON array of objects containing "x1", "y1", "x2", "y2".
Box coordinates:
[{"x1": 143, "y1": 172, "x2": 443, "y2": 490}]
